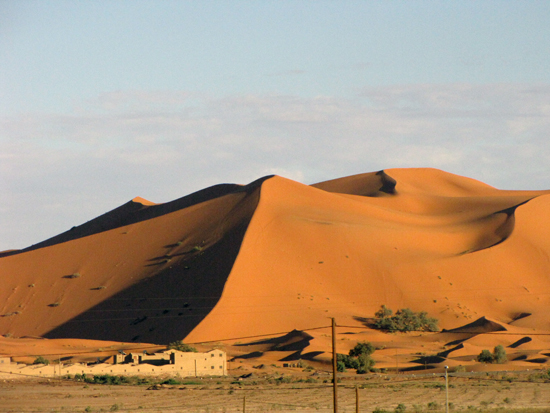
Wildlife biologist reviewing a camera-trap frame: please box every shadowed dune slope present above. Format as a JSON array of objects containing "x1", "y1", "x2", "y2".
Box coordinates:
[
  {"x1": 1, "y1": 168, "x2": 550, "y2": 350},
  {"x1": 0, "y1": 177, "x2": 269, "y2": 344}
]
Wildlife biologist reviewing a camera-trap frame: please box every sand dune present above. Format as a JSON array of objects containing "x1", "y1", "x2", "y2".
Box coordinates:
[{"x1": 1, "y1": 168, "x2": 550, "y2": 369}]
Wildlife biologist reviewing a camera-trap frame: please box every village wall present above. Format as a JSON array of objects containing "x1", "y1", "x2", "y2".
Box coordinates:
[{"x1": 0, "y1": 349, "x2": 227, "y2": 379}]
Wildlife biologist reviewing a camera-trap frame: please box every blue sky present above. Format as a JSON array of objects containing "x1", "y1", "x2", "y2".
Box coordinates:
[{"x1": 1, "y1": 1, "x2": 550, "y2": 250}]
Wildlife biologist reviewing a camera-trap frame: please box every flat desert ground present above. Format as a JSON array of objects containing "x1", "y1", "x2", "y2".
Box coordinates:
[{"x1": 3, "y1": 369, "x2": 550, "y2": 413}]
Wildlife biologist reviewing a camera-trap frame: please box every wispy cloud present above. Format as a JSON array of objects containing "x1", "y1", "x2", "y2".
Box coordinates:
[{"x1": 2, "y1": 83, "x2": 549, "y2": 249}]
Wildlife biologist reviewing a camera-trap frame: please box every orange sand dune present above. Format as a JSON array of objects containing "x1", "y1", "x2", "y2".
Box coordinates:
[
  {"x1": 1, "y1": 168, "x2": 550, "y2": 368},
  {"x1": 187, "y1": 169, "x2": 550, "y2": 342}
]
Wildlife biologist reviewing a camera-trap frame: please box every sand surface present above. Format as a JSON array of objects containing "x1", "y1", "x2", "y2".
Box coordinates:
[{"x1": 1, "y1": 168, "x2": 550, "y2": 372}]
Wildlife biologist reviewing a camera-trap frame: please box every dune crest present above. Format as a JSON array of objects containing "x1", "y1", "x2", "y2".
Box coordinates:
[
  {"x1": 132, "y1": 196, "x2": 156, "y2": 206},
  {"x1": 442, "y1": 317, "x2": 508, "y2": 334}
]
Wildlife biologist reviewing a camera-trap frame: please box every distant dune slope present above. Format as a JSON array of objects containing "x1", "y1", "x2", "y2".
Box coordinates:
[
  {"x1": 0, "y1": 183, "x2": 246, "y2": 257},
  {"x1": 1, "y1": 168, "x2": 549, "y2": 346}
]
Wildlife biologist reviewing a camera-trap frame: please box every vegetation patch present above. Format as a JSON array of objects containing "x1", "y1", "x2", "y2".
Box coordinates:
[
  {"x1": 167, "y1": 340, "x2": 197, "y2": 352},
  {"x1": 477, "y1": 345, "x2": 507, "y2": 364},
  {"x1": 33, "y1": 356, "x2": 50, "y2": 365},
  {"x1": 374, "y1": 305, "x2": 438, "y2": 332},
  {"x1": 337, "y1": 341, "x2": 376, "y2": 374}
]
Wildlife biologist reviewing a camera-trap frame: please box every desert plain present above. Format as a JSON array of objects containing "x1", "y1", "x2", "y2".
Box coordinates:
[{"x1": 2, "y1": 168, "x2": 550, "y2": 412}]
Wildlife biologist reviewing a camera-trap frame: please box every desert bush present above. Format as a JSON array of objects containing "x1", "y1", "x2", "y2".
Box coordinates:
[
  {"x1": 356, "y1": 353, "x2": 376, "y2": 374},
  {"x1": 337, "y1": 360, "x2": 346, "y2": 372},
  {"x1": 477, "y1": 345, "x2": 507, "y2": 364},
  {"x1": 33, "y1": 356, "x2": 49, "y2": 365},
  {"x1": 477, "y1": 349, "x2": 493, "y2": 363},
  {"x1": 395, "y1": 404, "x2": 407, "y2": 413},
  {"x1": 374, "y1": 306, "x2": 438, "y2": 332},
  {"x1": 493, "y1": 344, "x2": 507, "y2": 364},
  {"x1": 349, "y1": 341, "x2": 375, "y2": 357},
  {"x1": 427, "y1": 402, "x2": 439, "y2": 411},
  {"x1": 337, "y1": 341, "x2": 376, "y2": 374},
  {"x1": 161, "y1": 378, "x2": 182, "y2": 385},
  {"x1": 167, "y1": 340, "x2": 197, "y2": 352}
]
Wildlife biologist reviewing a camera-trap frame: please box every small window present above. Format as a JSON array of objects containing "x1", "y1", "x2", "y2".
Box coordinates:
[
  {"x1": 219, "y1": 366, "x2": 222, "y2": 369},
  {"x1": 211, "y1": 354, "x2": 214, "y2": 357},
  {"x1": 219, "y1": 354, "x2": 222, "y2": 357},
  {"x1": 211, "y1": 366, "x2": 214, "y2": 369}
]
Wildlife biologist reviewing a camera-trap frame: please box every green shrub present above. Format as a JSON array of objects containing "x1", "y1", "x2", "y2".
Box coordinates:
[
  {"x1": 349, "y1": 341, "x2": 375, "y2": 357},
  {"x1": 477, "y1": 345, "x2": 507, "y2": 364},
  {"x1": 493, "y1": 345, "x2": 507, "y2": 364},
  {"x1": 167, "y1": 340, "x2": 197, "y2": 352},
  {"x1": 161, "y1": 378, "x2": 182, "y2": 385},
  {"x1": 427, "y1": 402, "x2": 439, "y2": 410},
  {"x1": 374, "y1": 306, "x2": 438, "y2": 332},
  {"x1": 477, "y1": 349, "x2": 493, "y2": 363},
  {"x1": 337, "y1": 360, "x2": 346, "y2": 372},
  {"x1": 33, "y1": 356, "x2": 49, "y2": 365},
  {"x1": 395, "y1": 404, "x2": 406, "y2": 413},
  {"x1": 356, "y1": 353, "x2": 375, "y2": 374},
  {"x1": 337, "y1": 341, "x2": 376, "y2": 374}
]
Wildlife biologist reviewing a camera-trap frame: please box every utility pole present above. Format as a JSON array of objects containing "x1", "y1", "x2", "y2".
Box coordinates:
[
  {"x1": 332, "y1": 317, "x2": 338, "y2": 413},
  {"x1": 243, "y1": 395, "x2": 246, "y2": 413},
  {"x1": 356, "y1": 385, "x2": 359, "y2": 413},
  {"x1": 395, "y1": 348, "x2": 398, "y2": 373},
  {"x1": 444, "y1": 365, "x2": 449, "y2": 413}
]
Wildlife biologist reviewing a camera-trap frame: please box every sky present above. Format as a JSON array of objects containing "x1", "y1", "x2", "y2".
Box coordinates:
[{"x1": 1, "y1": 0, "x2": 550, "y2": 251}]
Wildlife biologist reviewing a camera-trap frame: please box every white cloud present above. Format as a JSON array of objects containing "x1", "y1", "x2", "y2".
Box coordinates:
[{"x1": 1, "y1": 83, "x2": 550, "y2": 250}]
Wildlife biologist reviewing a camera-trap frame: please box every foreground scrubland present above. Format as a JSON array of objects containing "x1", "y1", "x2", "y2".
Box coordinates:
[{"x1": 2, "y1": 370, "x2": 550, "y2": 413}]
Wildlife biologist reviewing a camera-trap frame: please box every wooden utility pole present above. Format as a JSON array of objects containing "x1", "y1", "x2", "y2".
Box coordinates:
[
  {"x1": 243, "y1": 395, "x2": 246, "y2": 413},
  {"x1": 444, "y1": 365, "x2": 449, "y2": 413},
  {"x1": 356, "y1": 385, "x2": 359, "y2": 413},
  {"x1": 332, "y1": 317, "x2": 338, "y2": 413}
]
